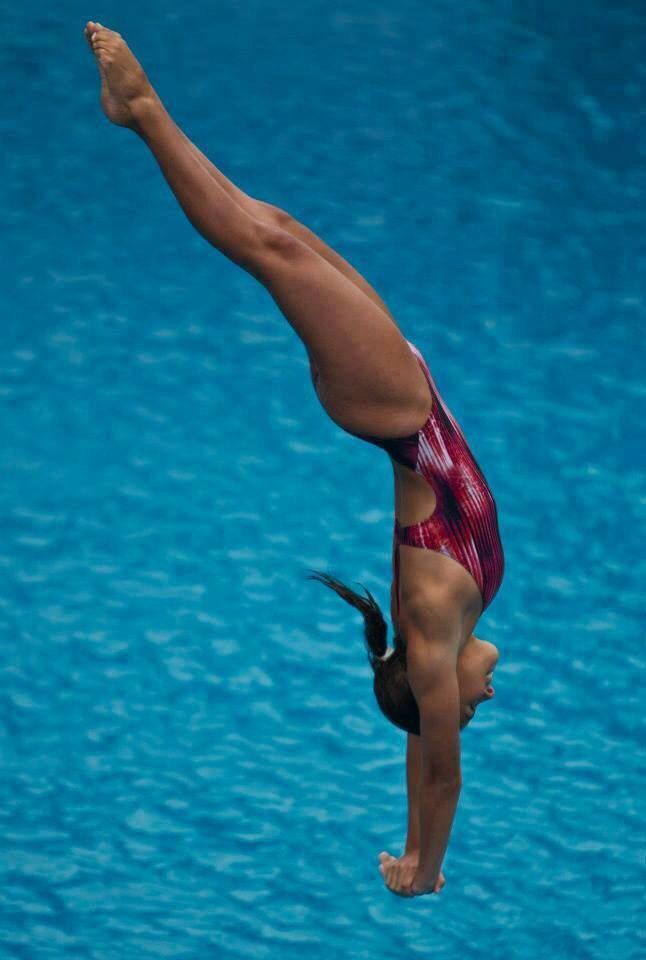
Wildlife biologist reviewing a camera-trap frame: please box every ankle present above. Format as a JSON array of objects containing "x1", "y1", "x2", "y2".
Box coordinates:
[{"x1": 129, "y1": 92, "x2": 165, "y2": 134}]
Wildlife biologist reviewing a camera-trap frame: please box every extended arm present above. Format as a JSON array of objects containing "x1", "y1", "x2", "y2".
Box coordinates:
[
  {"x1": 405, "y1": 613, "x2": 463, "y2": 892},
  {"x1": 404, "y1": 732, "x2": 422, "y2": 854}
]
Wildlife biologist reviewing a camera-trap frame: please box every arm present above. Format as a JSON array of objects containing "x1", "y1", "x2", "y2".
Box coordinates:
[
  {"x1": 406, "y1": 623, "x2": 463, "y2": 891},
  {"x1": 404, "y1": 732, "x2": 422, "y2": 854}
]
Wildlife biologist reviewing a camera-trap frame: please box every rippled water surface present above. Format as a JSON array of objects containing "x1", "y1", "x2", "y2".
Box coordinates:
[{"x1": 2, "y1": 1, "x2": 644, "y2": 957}]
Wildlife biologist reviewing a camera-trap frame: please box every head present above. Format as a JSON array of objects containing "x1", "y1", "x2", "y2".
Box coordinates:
[
  {"x1": 455, "y1": 633, "x2": 499, "y2": 729},
  {"x1": 307, "y1": 570, "x2": 499, "y2": 733}
]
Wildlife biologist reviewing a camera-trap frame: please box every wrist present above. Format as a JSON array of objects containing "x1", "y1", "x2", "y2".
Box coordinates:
[
  {"x1": 414, "y1": 859, "x2": 441, "y2": 885},
  {"x1": 412, "y1": 868, "x2": 437, "y2": 893}
]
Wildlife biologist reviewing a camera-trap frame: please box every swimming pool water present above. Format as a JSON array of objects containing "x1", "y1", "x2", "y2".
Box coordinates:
[{"x1": 1, "y1": 1, "x2": 644, "y2": 957}]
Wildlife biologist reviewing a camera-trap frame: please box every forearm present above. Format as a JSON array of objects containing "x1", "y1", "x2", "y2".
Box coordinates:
[
  {"x1": 414, "y1": 779, "x2": 461, "y2": 887},
  {"x1": 403, "y1": 615, "x2": 465, "y2": 889},
  {"x1": 404, "y1": 733, "x2": 422, "y2": 853}
]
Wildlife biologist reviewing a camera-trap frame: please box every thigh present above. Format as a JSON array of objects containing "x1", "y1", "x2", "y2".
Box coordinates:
[
  {"x1": 254, "y1": 225, "x2": 432, "y2": 438},
  {"x1": 256, "y1": 201, "x2": 400, "y2": 327}
]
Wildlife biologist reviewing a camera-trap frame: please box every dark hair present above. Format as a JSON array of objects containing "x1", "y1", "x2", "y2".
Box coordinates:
[{"x1": 306, "y1": 570, "x2": 420, "y2": 735}]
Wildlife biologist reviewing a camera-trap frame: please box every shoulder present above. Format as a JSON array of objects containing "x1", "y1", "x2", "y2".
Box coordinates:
[
  {"x1": 398, "y1": 580, "x2": 466, "y2": 637},
  {"x1": 397, "y1": 549, "x2": 483, "y2": 633}
]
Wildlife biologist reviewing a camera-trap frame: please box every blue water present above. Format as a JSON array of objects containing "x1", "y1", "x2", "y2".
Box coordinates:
[{"x1": 1, "y1": 1, "x2": 644, "y2": 957}]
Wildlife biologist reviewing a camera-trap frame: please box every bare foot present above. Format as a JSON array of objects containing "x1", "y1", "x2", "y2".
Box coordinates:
[{"x1": 84, "y1": 21, "x2": 156, "y2": 127}]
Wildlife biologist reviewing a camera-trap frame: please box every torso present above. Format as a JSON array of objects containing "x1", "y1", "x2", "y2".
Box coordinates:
[
  {"x1": 356, "y1": 340, "x2": 505, "y2": 639},
  {"x1": 390, "y1": 460, "x2": 485, "y2": 648}
]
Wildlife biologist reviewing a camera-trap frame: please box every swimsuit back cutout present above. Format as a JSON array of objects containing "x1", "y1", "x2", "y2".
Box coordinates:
[{"x1": 360, "y1": 341, "x2": 505, "y2": 617}]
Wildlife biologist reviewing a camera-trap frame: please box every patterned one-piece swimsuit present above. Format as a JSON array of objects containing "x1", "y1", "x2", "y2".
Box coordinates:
[{"x1": 359, "y1": 340, "x2": 505, "y2": 617}]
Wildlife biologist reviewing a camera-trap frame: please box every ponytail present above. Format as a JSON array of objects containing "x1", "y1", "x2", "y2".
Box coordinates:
[
  {"x1": 306, "y1": 570, "x2": 420, "y2": 735},
  {"x1": 305, "y1": 569, "x2": 389, "y2": 666}
]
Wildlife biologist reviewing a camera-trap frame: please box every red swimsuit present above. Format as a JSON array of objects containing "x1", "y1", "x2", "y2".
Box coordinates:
[{"x1": 361, "y1": 341, "x2": 505, "y2": 617}]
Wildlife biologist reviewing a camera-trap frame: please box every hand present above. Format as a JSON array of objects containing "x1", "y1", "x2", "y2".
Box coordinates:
[
  {"x1": 378, "y1": 850, "x2": 419, "y2": 897},
  {"x1": 378, "y1": 850, "x2": 446, "y2": 898}
]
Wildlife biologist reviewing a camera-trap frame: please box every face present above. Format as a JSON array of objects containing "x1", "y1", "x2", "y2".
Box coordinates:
[{"x1": 456, "y1": 634, "x2": 499, "y2": 729}]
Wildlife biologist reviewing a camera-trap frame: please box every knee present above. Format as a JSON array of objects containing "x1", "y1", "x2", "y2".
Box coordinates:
[
  {"x1": 256, "y1": 200, "x2": 294, "y2": 231},
  {"x1": 249, "y1": 219, "x2": 303, "y2": 282}
]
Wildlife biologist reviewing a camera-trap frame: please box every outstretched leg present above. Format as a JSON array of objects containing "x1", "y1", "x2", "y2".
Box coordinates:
[
  {"x1": 176, "y1": 130, "x2": 399, "y2": 328},
  {"x1": 84, "y1": 22, "x2": 431, "y2": 438}
]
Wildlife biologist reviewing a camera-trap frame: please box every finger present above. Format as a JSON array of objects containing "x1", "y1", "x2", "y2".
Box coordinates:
[
  {"x1": 383, "y1": 861, "x2": 415, "y2": 898},
  {"x1": 389, "y1": 879, "x2": 414, "y2": 898},
  {"x1": 385, "y1": 872, "x2": 408, "y2": 897},
  {"x1": 393, "y1": 864, "x2": 409, "y2": 895},
  {"x1": 384, "y1": 863, "x2": 398, "y2": 888}
]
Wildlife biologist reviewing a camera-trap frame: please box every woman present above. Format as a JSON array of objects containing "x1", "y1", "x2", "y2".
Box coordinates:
[{"x1": 84, "y1": 21, "x2": 504, "y2": 899}]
